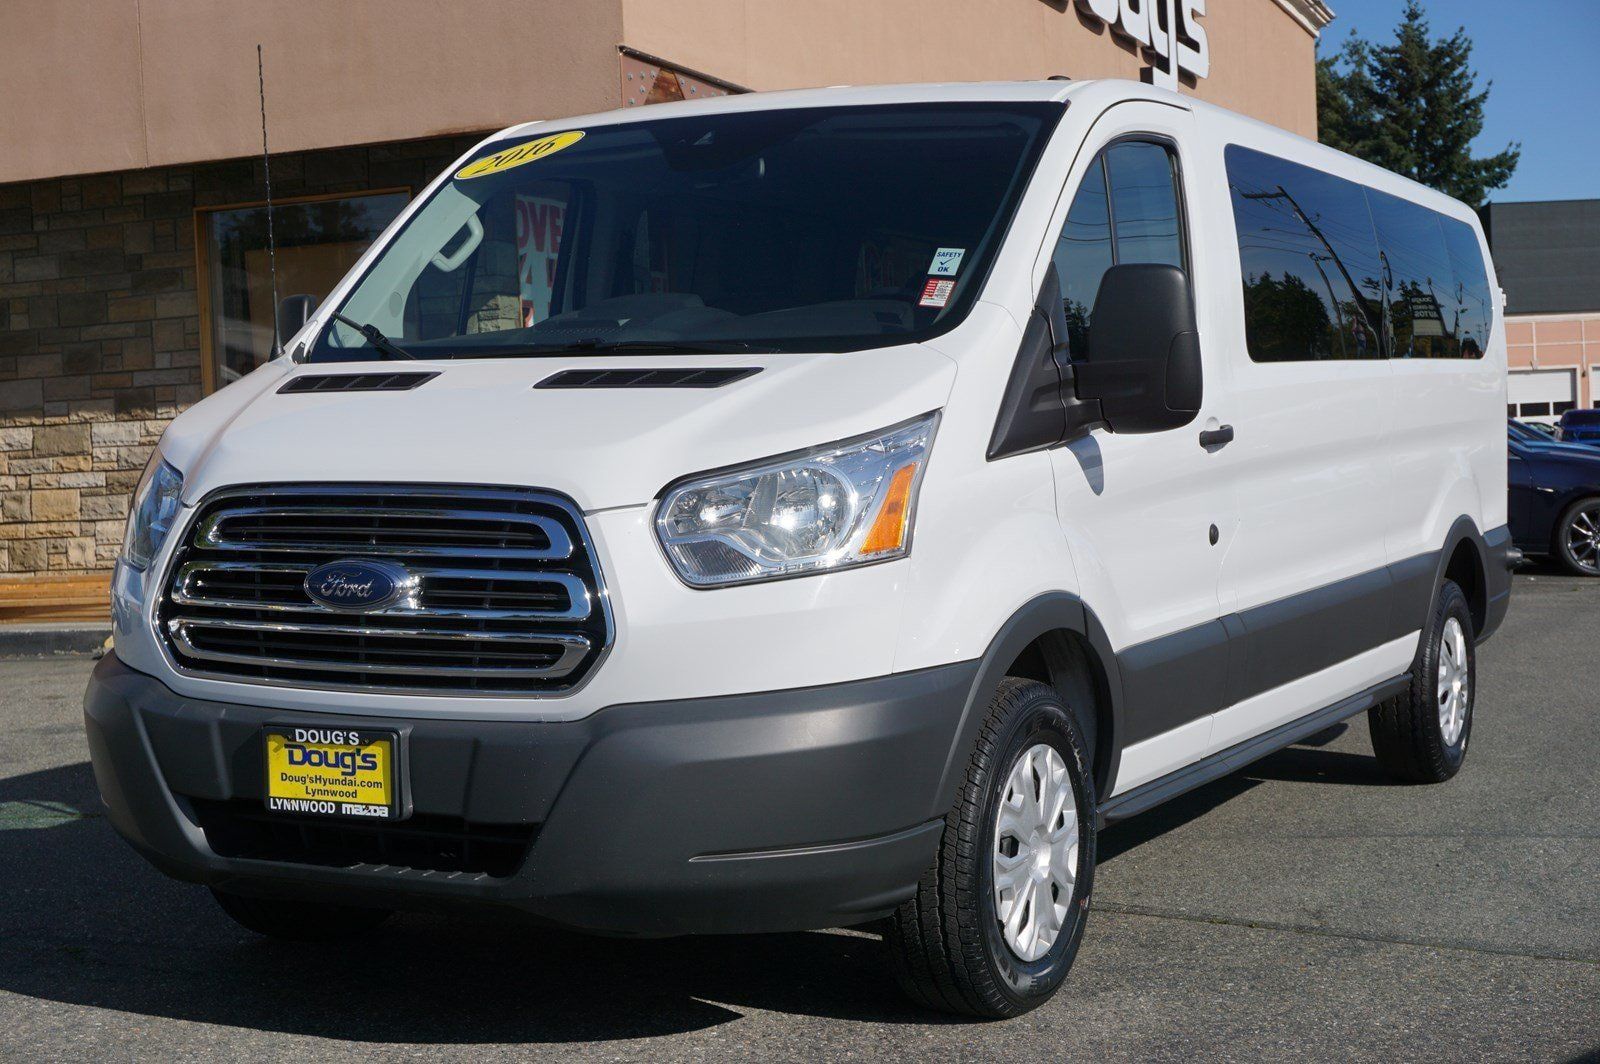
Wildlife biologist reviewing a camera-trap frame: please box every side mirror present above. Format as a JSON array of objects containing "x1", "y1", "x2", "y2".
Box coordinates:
[
  {"x1": 275, "y1": 293, "x2": 321, "y2": 352},
  {"x1": 1073, "y1": 263, "x2": 1201, "y2": 434}
]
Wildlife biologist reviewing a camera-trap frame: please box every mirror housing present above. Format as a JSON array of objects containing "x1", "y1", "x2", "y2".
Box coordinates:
[
  {"x1": 987, "y1": 265, "x2": 1105, "y2": 460},
  {"x1": 275, "y1": 293, "x2": 321, "y2": 352},
  {"x1": 1073, "y1": 263, "x2": 1202, "y2": 434}
]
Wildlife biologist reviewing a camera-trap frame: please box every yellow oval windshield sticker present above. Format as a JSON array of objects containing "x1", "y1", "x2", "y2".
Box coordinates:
[{"x1": 455, "y1": 131, "x2": 585, "y2": 180}]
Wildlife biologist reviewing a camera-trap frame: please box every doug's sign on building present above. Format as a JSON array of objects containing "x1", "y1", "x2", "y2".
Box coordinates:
[{"x1": 1075, "y1": 0, "x2": 1210, "y2": 89}]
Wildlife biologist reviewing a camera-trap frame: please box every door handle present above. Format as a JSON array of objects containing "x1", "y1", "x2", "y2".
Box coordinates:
[{"x1": 1199, "y1": 425, "x2": 1235, "y2": 449}]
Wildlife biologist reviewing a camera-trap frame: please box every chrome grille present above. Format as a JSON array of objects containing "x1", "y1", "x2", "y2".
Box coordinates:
[{"x1": 158, "y1": 485, "x2": 610, "y2": 694}]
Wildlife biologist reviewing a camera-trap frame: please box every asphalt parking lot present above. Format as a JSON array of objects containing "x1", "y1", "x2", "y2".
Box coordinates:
[{"x1": 1, "y1": 567, "x2": 1596, "y2": 1062}]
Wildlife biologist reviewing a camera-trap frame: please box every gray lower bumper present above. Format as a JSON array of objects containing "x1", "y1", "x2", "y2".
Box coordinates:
[
  {"x1": 83, "y1": 653, "x2": 977, "y2": 935},
  {"x1": 1481, "y1": 524, "x2": 1514, "y2": 645}
]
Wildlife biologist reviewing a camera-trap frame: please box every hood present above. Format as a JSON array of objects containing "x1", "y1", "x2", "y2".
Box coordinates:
[{"x1": 161, "y1": 345, "x2": 959, "y2": 512}]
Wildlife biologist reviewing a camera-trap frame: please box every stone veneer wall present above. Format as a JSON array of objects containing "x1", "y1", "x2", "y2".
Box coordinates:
[{"x1": 0, "y1": 134, "x2": 483, "y2": 580}]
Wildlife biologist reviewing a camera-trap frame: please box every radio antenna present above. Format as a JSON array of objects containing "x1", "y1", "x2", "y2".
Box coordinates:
[{"x1": 257, "y1": 44, "x2": 282, "y2": 356}]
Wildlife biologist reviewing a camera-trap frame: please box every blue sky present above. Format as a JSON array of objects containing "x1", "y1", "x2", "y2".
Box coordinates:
[{"x1": 1317, "y1": 0, "x2": 1599, "y2": 203}]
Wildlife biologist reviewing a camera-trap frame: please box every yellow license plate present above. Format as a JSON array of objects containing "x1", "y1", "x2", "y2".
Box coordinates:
[{"x1": 263, "y1": 726, "x2": 399, "y2": 820}]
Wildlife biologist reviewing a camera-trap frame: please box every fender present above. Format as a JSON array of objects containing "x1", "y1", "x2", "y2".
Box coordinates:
[
  {"x1": 932, "y1": 592, "x2": 1125, "y2": 815},
  {"x1": 1398, "y1": 516, "x2": 1511, "y2": 649}
]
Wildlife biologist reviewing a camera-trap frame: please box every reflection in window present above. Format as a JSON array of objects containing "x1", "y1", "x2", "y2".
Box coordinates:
[
  {"x1": 1106, "y1": 142, "x2": 1183, "y2": 267},
  {"x1": 1441, "y1": 218, "x2": 1492, "y2": 360},
  {"x1": 1052, "y1": 157, "x2": 1113, "y2": 357},
  {"x1": 1226, "y1": 146, "x2": 1494, "y2": 364},
  {"x1": 1225, "y1": 146, "x2": 1383, "y2": 362},
  {"x1": 1051, "y1": 140, "x2": 1184, "y2": 358},
  {"x1": 202, "y1": 192, "x2": 407, "y2": 386},
  {"x1": 1368, "y1": 189, "x2": 1458, "y2": 359}
]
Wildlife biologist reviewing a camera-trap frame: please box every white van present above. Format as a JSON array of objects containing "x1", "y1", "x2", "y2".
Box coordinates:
[{"x1": 86, "y1": 80, "x2": 1512, "y2": 1017}]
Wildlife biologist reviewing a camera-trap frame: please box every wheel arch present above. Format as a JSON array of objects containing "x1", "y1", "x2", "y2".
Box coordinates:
[
  {"x1": 933, "y1": 593, "x2": 1125, "y2": 813},
  {"x1": 1429, "y1": 516, "x2": 1490, "y2": 639}
]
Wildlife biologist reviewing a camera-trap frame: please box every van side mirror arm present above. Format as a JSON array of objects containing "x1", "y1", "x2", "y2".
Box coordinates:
[{"x1": 986, "y1": 266, "x2": 1104, "y2": 461}]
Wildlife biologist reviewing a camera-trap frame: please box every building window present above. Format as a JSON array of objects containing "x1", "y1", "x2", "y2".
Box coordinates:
[{"x1": 198, "y1": 190, "x2": 409, "y2": 389}]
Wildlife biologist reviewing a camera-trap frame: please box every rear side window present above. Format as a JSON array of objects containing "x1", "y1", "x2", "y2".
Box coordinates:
[
  {"x1": 1368, "y1": 190, "x2": 1460, "y2": 359},
  {"x1": 1226, "y1": 146, "x2": 1492, "y2": 362},
  {"x1": 1442, "y1": 218, "x2": 1493, "y2": 359},
  {"x1": 1051, "y1": 139, "x2": 1185, "y2": 356},
  {"x1": 1225, "y1": 146, "x2": 1384, "y2": 362}
]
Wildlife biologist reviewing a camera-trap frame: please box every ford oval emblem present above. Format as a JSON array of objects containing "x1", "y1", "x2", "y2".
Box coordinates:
[{"x1": 303, "y1": 559, "x2": 415, "y2": 612}]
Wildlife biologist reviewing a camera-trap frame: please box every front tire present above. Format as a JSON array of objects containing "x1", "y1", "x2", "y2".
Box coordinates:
[
  {"x1": 1368, "y1": 580, "x2": 1475, "y2": 783},
  {"x1": 211, "y1": 888, "x2": 392, "y2": 940},
  {"x1": 885, "y1": 678, "x2": 1096, "y2": 1018}
]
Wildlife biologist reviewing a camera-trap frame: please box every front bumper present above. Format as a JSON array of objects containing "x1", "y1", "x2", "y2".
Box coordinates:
[{"x1": 84, "y1": 653, "x2": 977, "y2": 935}]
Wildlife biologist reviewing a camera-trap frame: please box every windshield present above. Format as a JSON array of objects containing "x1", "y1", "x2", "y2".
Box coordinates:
[{"x1": 307, "y1": 102, "x2": 1061, "y2": 361}]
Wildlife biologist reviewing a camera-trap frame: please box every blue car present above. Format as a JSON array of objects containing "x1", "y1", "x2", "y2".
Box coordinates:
[
  {"x1": 1509, "y1": 422, "x2": 1600, "y2": 576},
  {"x1": 1558, "y1": 408, "x2": 1600, "y2": 447}
]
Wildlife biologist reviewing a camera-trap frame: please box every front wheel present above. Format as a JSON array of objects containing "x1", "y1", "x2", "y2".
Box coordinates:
[{"x1": 884, "y1": 678, "x2": 1096, "y2": 1018}]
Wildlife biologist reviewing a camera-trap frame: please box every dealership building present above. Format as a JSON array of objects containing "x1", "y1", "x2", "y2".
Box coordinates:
[
  {"x1": 1485, "y1": 199, "x2": 1600, "y2": 423},
  {"x1": 0, "y1": 0, "x2": 1334, "y2": 622}
]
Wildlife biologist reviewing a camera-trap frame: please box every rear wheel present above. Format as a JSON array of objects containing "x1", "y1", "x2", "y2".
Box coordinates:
[
  {"x1": 211, "y1": 888, "x2": 392, "y2": 940},
  {"x1": 1368, "y1": 580, "x2": 1474, "y2": 783},
  {"x1": 885, "y1": 678, "x2": 1096, "y2": 1018},
  {"x1": 1555, "y1": 496, "x2": 1600, "y2": 576}
]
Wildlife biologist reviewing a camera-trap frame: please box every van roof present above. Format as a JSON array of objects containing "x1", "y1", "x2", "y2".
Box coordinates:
[
  {"x1": 482, "y1": 78, "x2": 1479, "y2": 221},
  {"x1": 497, "y1": 79, "x2": 1114, "y2": 139}
]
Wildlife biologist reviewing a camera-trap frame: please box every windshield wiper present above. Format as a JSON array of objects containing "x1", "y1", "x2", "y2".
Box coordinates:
[
  {"x1": 330, "y1": 313, "x2": 418, "y2": 361},
  {"x1": 569, "y1": 339, "x2": 780, "y2": 355}
]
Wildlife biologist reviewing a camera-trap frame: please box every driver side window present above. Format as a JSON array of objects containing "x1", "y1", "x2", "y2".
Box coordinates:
[{"x1": 1050, "y1": 139, "x2": 1185, "y2": 357}]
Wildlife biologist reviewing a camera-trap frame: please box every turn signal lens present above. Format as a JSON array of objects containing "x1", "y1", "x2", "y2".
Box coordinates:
[{"x1": 861, "y1": 463, "x2": 918, "y2": 556}]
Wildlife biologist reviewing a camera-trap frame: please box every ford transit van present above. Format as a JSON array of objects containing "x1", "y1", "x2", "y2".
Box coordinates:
[{"x1": 85, "y1": 80, "x2": 1512, "y2": 1017}]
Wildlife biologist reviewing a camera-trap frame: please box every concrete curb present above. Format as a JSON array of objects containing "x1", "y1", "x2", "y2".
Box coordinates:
[{"x1": 0, "y1": 624, "x2": 111, "y2": 659}]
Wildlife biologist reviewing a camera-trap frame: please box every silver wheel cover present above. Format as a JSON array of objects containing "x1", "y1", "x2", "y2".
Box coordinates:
[
  {"x1": 1437, "y1": 615, "x2": 1470, "y2": 747},
  {"x1": 992, "y1": 743, "x2": 1079, "y2": 962}
]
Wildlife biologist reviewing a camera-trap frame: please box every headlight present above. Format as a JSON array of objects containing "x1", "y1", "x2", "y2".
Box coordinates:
[
  {"x1": 120, "y1": 454, "x2": 183, "y2": 571},
  {"x1": 656, "y1": 412, "x2": 938, "y2": 587}
]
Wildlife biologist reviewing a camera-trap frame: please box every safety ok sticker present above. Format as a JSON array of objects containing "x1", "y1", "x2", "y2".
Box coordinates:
[
  {"x1": 928, "y1": 247, "x2": 966, "y2": 277},
  {"x1": 919, "y1": 278, "x2": 956, "y2": 308},
  {"x1": 456, "y1": 131, "x2": 585, "y2": 180}
]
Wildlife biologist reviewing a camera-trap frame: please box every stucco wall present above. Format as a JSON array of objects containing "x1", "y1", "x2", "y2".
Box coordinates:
[
  {"x1": 1507, "y1": 314, "x2": 1600, "y2": 412},
  {"x1": 620, "y1": 0, "x2": 1320, "y2": 137},
  {"x1": 3, "y1": 0, "x2": 1320, "y2": 188},
  {"x1": 0, "y1": 0, "x2": 625, "y2": 186}
]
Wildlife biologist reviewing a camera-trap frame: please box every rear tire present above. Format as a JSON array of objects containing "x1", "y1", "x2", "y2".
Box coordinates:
[
  {"x1": 1368, "y1": 580, "x2": 1474, "y2": 783},
  {"x1": 211, "y1": 888, "x2": 392, "y2": 940},
  {"x1": 1554, "y1": 496, "x2": 1600, "y2": 576},
  {"x1": 885, "y1": 678, "x2": 1096, "y2": 1018}
]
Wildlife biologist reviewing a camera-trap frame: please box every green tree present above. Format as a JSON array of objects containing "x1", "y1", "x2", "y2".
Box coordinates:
[{"x1": 1317, "y1": 0, "x2": 1519, "y2": 206}]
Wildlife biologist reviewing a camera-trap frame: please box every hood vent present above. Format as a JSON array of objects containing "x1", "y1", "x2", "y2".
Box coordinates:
[
  {"x1": 279, "y1": 371, "x2": 440, "y2": 394},
  {"x1": 535, "y1": 367, "x2": 761, "y2": 390}
]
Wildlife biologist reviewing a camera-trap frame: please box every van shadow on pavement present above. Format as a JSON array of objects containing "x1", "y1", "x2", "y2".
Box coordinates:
[
  {"x1": 0, "y1": 730, "x2": 1388, "y2": 1045},
  {"x1": 0, "y1": 761, "x2": 941, "y2": 1043}
]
